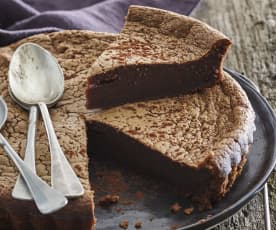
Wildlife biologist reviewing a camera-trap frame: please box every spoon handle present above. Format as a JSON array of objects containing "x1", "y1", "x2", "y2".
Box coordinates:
[
  {"x1": 0, "y1": 133, "x2": 68, "y2": 214},
  {"x1": 38, "y1": 102, "x2": 84, "y2": 197},
  {"x1": 12, "y1": 106, "x2": 38, "y2": 200}
]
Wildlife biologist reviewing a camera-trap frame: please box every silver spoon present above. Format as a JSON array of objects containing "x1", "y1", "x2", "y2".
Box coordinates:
[
  {"x1": 11, "y1": 102, "x2": 37, "y2": 200},
  {"x1": 8, "y1": 42, "x2": 84, "y2": 198},
  {"x1": 0, "y1": 96, "x2": 68, "y2": 214}
]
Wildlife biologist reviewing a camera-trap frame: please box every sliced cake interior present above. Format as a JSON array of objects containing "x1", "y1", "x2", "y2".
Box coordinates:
[
  {"x1": 86, "y1": 72, "x2": 255, "y2": 208},
  {"x1": 86, "y1": 5, "x2": 232, "y2": 109}
]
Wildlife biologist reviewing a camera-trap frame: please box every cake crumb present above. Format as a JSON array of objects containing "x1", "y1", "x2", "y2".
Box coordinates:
[
  {"x1": 170, "y1": 202, "x2": 182, "y2": 213},
  {"x1": 119, "y1": 220, "x2": 129, "y2": 229},
  {"x1": 135, "y1": 191, "x2": 144, "y2": 200},
  {"x1": 183, "y1": 193, "x2": 191, "y2": 198},
  {"x1": 198, "y1": 218, "x2": 207, "y2": 224},
  {"x1": 115, "y1": 207, "x2": 122, "y2": 213},
  {"x1": 170, "y1": 224, "x2": 181, "y2": 230},
  {"x1": 98, "y1": 194, "x2": 119, "y2": 206},
  {"x1": 184, "y1": 207, "x2": 194, "y2": 215},
  {"x1": 121, "y1": 200, "x2": 133, "y2": 205},
  {"x1": 135, "y1": 221, "x2": 142, "y2": 229}
]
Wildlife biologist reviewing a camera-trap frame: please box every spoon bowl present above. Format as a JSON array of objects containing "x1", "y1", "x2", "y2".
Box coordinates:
[
  {"x1": 8, "y1": 43, "x2": 64, "y2": 107},
  {"x1": 8, "y1": 89, "x2": 29, "y2": 110}
]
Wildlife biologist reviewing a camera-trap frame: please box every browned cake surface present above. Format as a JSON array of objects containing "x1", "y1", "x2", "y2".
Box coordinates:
[
  {"x1": 86, "y1": 5, "x2": 232, "y2": 109},
  {"x1": 0, "y1": 30, "x2": 117, "y2": 230},
  {"x1": 92, "y1": 6, "x2": 230, "y2": 71}
]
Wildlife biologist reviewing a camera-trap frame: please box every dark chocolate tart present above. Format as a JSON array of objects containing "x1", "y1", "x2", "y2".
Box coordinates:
[{"x1": 90, "y1": 69, "x2": 276, "y2": 230}]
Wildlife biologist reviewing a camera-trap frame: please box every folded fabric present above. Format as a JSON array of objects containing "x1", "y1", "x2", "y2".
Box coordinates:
[{"x1": 0, "y1": 0, "x2": 200, "y2": 46}]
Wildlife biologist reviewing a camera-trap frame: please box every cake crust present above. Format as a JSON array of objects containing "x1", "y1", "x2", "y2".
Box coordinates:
[{"x1": 86, "y1": 5, "x2": 232, "y2": 109}]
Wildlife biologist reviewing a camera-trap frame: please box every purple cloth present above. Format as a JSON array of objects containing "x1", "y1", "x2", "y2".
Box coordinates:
[{"x1": 0, "y1": 0, "x2": 200, "y2": 47}]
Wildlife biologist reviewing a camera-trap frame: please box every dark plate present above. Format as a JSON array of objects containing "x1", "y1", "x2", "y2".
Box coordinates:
[{"x1": 89, "y1": 69, "x2": 276, "y2": 230}]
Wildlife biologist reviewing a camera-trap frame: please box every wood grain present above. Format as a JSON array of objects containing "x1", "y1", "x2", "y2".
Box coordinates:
[{"x1": 192, "y1": 0, "x2": 276, "y2": 229}]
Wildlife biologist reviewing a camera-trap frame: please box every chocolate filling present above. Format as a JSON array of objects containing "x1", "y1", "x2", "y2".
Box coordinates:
[{"x1": 86, "y1": 41, "x2": 229, "y2": 109}]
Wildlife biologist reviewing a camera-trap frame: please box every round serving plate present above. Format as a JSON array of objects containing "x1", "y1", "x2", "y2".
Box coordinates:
[{"x1": 90, "y1": 69, "x2": 276, "y2": 230}]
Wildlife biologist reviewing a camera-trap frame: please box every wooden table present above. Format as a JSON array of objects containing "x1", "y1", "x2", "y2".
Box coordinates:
[{"x1": 191, "y1": 0, "x2": 276, "y2": 229}]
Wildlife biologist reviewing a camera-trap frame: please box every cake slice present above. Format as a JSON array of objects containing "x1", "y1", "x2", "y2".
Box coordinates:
[
  {"x1": 86, "y1": 72, "x2": 255, "y2": 208},
  {"x1": 86, "y1": 5, "x2": 232, "y2": 109}
]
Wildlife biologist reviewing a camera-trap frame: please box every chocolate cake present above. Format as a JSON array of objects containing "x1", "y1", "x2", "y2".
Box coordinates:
[
  {"x1": 0, "y1": 10, "x2": 255, "y2": 230},
  {"x1": 86, "y1": 6, "x2": 232, "y2": 109}
]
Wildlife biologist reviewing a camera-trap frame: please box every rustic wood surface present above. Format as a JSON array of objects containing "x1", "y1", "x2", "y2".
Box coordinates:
[{"x1": 192, "y1": 0, "x2": 276, "y2": 229}]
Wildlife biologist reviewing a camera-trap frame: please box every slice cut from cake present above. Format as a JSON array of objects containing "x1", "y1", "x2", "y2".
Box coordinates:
[
  {"x1": 86, "y1": 5, "x2": 232, "y2": 109},
  {"x1": 86, "y1": 72, "x2": 255, "y2": 208}
]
